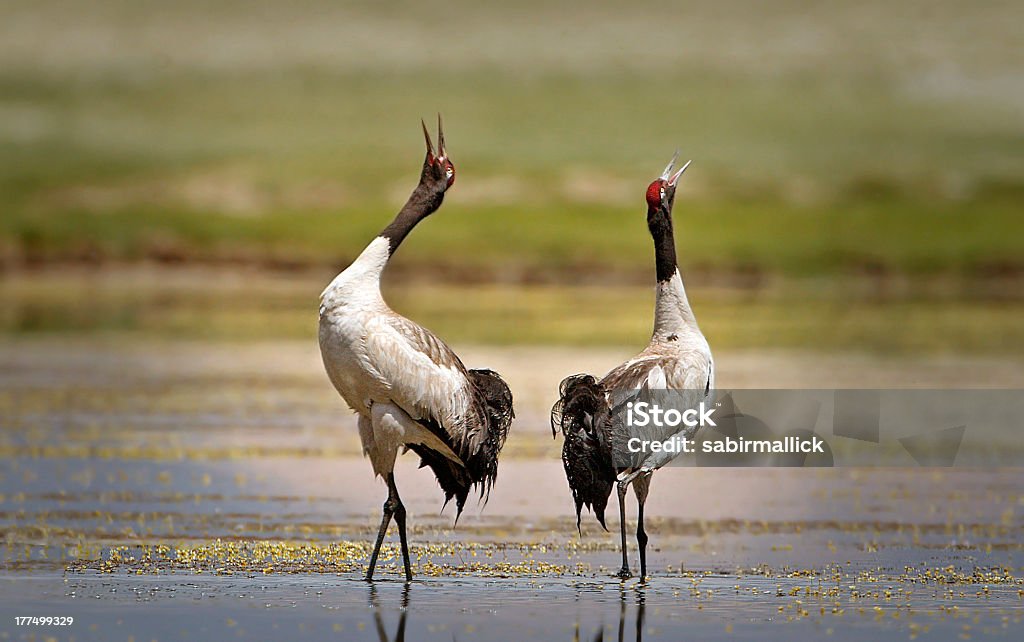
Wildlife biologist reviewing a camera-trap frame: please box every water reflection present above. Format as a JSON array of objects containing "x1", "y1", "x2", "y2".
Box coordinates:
[
  {"x1": 577, "y1": 586, "x2": 646, "y2": 642},
  {"x1": 362, "y1": 582, "x2": 646, "y2": 642},
  {"x1": 369, "y1": 583, "x2": 410, "y2": 642}
]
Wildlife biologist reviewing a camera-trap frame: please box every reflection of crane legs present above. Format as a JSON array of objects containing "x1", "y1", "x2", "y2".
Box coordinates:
[
  {"x1": 373, "y1": 609, "x2": 407, "y2": 642},
  {"x1": 583, "y1": 588, "x2": 646, "y2": 642},
  {"x1": 369, "y1": 583, "x2": 410, "y2": 642}
]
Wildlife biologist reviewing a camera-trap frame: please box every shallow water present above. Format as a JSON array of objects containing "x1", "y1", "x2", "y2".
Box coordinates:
[
  {"x1": 1, "y1": 339, "x2": 1022, "y2": 640},
  {"x1": 5, "y1": 572, "x2": 1024, "y2": 641}
]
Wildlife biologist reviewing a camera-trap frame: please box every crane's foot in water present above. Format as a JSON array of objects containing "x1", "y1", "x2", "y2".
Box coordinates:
[{"x1": 616, "y1": 567, "x2": 633, "y2": 580}]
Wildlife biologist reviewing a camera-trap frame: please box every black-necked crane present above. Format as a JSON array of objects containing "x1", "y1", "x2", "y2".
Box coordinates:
[
  {"x1": 551, "y1": 153, "x2": 713, "y2": 581},
  {"x1": 319, "y1": 117, "x2": 514, "y2": 582}
]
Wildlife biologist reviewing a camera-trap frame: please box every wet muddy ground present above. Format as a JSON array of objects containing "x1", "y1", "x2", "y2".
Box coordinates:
[{"x1": 1, "y1": 339, "x2": 1023, "y2": 640}]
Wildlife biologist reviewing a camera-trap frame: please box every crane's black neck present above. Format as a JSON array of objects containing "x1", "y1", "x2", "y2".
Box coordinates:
[
  {"x1": 380, "y1": 185, "x2": 445, "y2": 256},
  {"x1": 647, "y1": 206, "x2": 677, "y2": 283}
]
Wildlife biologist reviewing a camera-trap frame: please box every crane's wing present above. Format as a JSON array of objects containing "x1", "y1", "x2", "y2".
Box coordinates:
[
  {"x1": 602, "y1": 351, "x2": 714, "y2": 473},
  {"x1": 361, "y1": 313, "x2": 483, "y2": 451},
  {"x1": 603, "y1": 351, "x2": 712, "y2": 397}
]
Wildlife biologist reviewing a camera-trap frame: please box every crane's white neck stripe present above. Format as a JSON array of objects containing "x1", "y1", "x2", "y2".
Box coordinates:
[
  {"x1": 653, "y1": 268, "x2": 700, "y2": 338},
  {"x1": 320, "y1": 236, "x2": 391, "y2": 304},
  {"x1": 348, "y1": 236, "x2": 391, "y2": 278}
]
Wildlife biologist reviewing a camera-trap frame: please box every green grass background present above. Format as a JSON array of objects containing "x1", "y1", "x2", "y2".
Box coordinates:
[{"x1": 1, "y1": 1, "x2": 1022, "y2": 351}]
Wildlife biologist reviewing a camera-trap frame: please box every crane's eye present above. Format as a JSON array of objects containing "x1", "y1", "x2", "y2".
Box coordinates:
[
  {"x1": 446, "y1": 167, "x2": 454, "y2": 178},
  {"x1": 659, "y1": 186, "x2": 665, "y2": 200}
]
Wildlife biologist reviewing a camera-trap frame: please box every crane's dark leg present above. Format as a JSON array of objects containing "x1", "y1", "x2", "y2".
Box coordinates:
[
  {"x1": 634, "y1": 475, "x2": 651, "y2": 582},
  {"x1": 615, "y1": 481, "x2": 631, "y2": 579},
  {"x1": 366, "y1": 483, "x2": 395, "y2": 581},
  {"x1": 367, "y1": 472, "x2": 413, "y2": 581},
  {"x1": 636, "y1": 500, "x2": 648, "y2": 582},
  {"x1": 386, "y1": 472, "x2": 414, "y2": 582}
]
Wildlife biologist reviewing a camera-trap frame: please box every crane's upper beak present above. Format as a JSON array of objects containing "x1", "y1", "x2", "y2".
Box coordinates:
[
  {"x1": 421, "y1": 114, "x2": 447, "y2": 163},
  {"x1": 660, "y1": 151, "x2": 691, "y2": 187},
  {"x1": 436, "y1": 113, "x2": 447, "y2": 162},
  {"x1": 421, "y1": 119, "x2": 436, "y2": 162}
]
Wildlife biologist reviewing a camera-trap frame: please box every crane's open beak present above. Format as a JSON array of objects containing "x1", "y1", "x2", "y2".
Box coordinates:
[
  {"x1": 660, "y1": 151, "x2": 691, "y2": 186},
  {"x1": 421, "y1": 115, "x2": 447, "y2": 162}
]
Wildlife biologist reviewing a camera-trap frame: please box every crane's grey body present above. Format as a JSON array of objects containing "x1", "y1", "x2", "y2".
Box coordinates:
[
  {"x1": 552, "y1": 155, "x2": 711, "y2": 580},
  {"x1": 604, "y1": 269, "x2": 713, "y2": 473}
]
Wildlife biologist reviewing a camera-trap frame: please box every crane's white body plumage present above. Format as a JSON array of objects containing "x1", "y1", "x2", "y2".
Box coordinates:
[{"x1": 318, "y1": 236, "x2": 478, "y2": 476}]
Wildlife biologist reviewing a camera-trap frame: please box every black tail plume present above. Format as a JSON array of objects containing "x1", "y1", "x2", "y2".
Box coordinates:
[
  {"x1": 551, "y1": 374, "x2": 615, "y2": 533},
  {"x1": 410, "y1": 368, "x2": 513, "y2": 522},
  {"x1": 464, "y1": 368, "x2": 514, "y2": 503}
]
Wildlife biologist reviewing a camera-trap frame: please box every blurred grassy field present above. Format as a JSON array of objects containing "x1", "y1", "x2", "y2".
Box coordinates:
[
  {"x1": 3, "y1": 268, "x2": 1023, "y2": 354},
  {"x1": 1, "y1": 1, "x2": 1022, "y2": 352},
  {"x1": 2, "y1": 0, "x2": 1022, "y2": 278}
]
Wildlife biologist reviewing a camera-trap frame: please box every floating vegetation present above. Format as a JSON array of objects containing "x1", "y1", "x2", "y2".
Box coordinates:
[{"x1": 66, "y1": 540, "x2": 582, "y2": 577}]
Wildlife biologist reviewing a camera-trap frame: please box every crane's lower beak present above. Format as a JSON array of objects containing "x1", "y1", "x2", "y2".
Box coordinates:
[
  {"x1": 659, "y1": 151, "x2": 691, "y2": 186},
  {"x1": 659, "y1": 152, "x2": 692, "y2": 187},
  {"x1": 668, "y1": 159, "x2": 691, "y2": 187}
]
